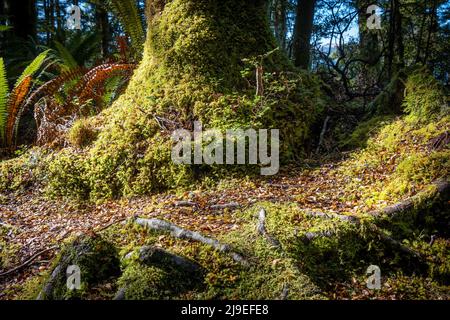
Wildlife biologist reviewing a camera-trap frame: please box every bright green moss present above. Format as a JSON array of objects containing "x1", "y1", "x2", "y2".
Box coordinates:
[
  {"x1": 403, "y1": 67, "x2": 449, "y2": 121},
  {"x1": 339, "y1": 115, "x2": 395, "y2": 149},
  {"x1": 3, "y1": 0, "x2": 324, "y2": 200},
  {"x1": 67, "y1": 118, "x2": 99, "y2": 149}
]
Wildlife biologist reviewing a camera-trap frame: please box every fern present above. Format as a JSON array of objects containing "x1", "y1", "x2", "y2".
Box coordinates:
[
  {"x1": 0, "y1": 58, "x2": 9, "y2": 142},
  {"x1": 6, "y1": 77, "x2": 32, "y2": 146},
  {"x1": 15, "y1": 49, "x2": 51, "y2": 88},
  {"x1": 54, "y1": 41, "x2": 79, "y2": 70},
  {"x1": 91, "y1": 0, "x2": 145, "y2": 54},
  {"x1": 72, "y1": 63, "x2": 135, "y2": 107}
]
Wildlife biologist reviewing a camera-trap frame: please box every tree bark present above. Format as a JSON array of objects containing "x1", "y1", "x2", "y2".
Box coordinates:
[
  {"x1": 96, "y1": 5, "x2": 110, "y2": 58},
  {"x1": 292, "y1": 0, "x2": 316, "y2": 69},
  {"x1": 5, "y1": 0, "x2": 37, "y2": 41}
]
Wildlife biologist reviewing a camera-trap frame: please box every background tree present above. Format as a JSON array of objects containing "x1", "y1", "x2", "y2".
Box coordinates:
[{"x1": 292, "y1": 0, "x2": 317, "y2": 69}]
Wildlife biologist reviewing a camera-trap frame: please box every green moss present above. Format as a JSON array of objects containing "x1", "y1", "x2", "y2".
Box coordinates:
[
  {"x1": 0, "y1": 148, "x2": 48, "y2": 193},
  {"x1": 403, "y1": 67, "x2": 449, "y2": 121},
  {"x1": 67, "y1": 118, "x2": 99, "y2": 149},
  {"x1": 381, "y1": 150, "x2": 449, "y2": 198},
  {"x1": 340, "y1": 115, "x2": 395, "y2": 149},
  {"x1": 38, "y1": 235, "x2": 120, "y2": 300},
  {"x1": 0, "y1": 226, "x2": 20, "y2": 269}
]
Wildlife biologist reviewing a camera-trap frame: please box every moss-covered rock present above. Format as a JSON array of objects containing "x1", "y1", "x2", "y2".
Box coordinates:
[{"x1": 37, "y1": 235, "x2": 120, "y2": 300}]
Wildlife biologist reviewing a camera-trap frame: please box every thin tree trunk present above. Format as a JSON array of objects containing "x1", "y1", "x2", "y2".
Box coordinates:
[
  {"x1": 292, "y1": 0, "x2": 316, "y2": 69},
  {"x1": 423, "y1": 0, "x2": 438, "y2": 65},
  {"x1": 96, "y1": 5, "x2": 110, "y2": 58},
  {"x1": 6, "y1": 0, "x2": 37, "y2": 40}
]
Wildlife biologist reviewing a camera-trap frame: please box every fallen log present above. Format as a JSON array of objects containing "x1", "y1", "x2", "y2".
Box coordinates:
[
  {"x1": 134, "y1": 218, "x2": 248, "y2": 266},
  {"x1": 256, "y1": 209, "x2": 281, "y2": 249}
]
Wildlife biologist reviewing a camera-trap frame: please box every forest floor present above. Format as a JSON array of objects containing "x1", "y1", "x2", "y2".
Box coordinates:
[{"x1": 0, "y1": 116, "x2": 449, "y2": 300}]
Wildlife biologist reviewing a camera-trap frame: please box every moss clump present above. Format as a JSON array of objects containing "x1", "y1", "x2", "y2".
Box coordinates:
[
  {"x1": 0, "y1": 148, "x2": 48, "y2": 193},
  {"x1": 339, "y1": 115, "x2": 395, "y2": 150},
  {"x1": 37, "y1": 235, "x2": 120, "y2": 300},
  {"x1": 46, "y1": 150, "x2": 90, "y2": 199},
  {"x1": 403, "y1": 67, "x2": 449, "y2": 121},
  {"x1": 0, "y1": 226, "x2": 20, "y2": 269},
  {"x1": 381, "y1": 150, "x2": 449, "y2": 197},
  {"x1": 67, "y1": 118, "x2": 99, "y2": 149}
]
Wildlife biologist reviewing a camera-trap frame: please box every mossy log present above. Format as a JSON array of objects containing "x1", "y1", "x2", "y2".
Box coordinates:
[{"x1": 134, "y1": 218, "x2": 248, "y2": 266}]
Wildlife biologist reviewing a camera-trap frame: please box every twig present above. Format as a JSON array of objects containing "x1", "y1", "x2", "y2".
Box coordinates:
[{"x1": 0, "y1": 246, "x2": 59, "y2": 277}]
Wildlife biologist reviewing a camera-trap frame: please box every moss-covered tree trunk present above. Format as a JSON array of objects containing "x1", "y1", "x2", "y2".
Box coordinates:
[
  {"x1": 131, "y1": 0, "x2": 288, "y2": 100},
  {"x1": 47, "y1": 0, "x2": 323, "y2": 200}
]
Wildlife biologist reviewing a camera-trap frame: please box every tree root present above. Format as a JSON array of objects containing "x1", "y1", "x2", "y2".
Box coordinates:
[
  {"x1": 134, "y1": 218, "x2": 248, "y2": 266},
  {"x1": 256, "y1": 208, "x2": 281, "y2": 249},
  {"x1": 115, "y1": 246, "x2": 205, "y2": 300},
  {"x1": 368, "y1": 179, "x2": 449, "y2": 218},
  {"x1": 301, "y1": 210, "x2": 423, "y2": 259},
  {"x1": 174, "y1": 201, "x2": 198, "y2": 208},
  {"x1": 0, "y1": 246, "x2": 59, "y2": 278}
]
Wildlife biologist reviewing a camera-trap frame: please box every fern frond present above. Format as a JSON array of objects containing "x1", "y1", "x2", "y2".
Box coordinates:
[
  {"x1": 54, "y1": 41, "x2": 79, "y2": 70},
  {"x1": 92, "y1": 0, "x2": 145, "y2": 54},
  {"x1": 6, "y1": 76, "x2": 32, "y2": 146},
  {"x1": 71, "y1": 63, "x2": 135, "y2": 108},
  {"x1": 15, "y1": 49, "x2": 51, "y2": 88},
  {"x1": 24, "y1": 67, "x2": 87, "y2": 116},
  {"x1": 0, "y1": 58, "x2": 9, "y2": 143}
]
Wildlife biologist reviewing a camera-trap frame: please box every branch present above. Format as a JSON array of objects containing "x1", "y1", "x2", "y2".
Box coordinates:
[{"x1": 0, "y1": 246, "x2": 59, "y2": 277}]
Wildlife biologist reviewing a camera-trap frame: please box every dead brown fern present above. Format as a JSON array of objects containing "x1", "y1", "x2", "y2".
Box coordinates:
[
  {"x1": 33, "y1": 63, "x2": 134, "y2": 147},
  {"x1": 6, "y1": 76, "x2": 33, "y2": 146}
]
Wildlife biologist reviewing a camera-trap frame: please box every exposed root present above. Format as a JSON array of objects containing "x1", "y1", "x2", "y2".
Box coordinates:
[
  {"x1": 0, "y1": 246, "x2": 59, "y2": 278},
  {"x1": 368, "y1": 179, "x2": 449, "y2": 218},
  {"x1": 256, "y1": 208, "x2": 281, "y2": 249},
  {"x1": 301, "y1": 209, "x2": 423, "y2": 259},
  {"x1": 115, "y1": 246, "x2": 205, "y2": 300},
  {"x1": 134, "y1": 218, "x2": 249, "y2": 266},
  {"x1": 174, "y1": 201, "x2": 198, "y2": 208}
]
